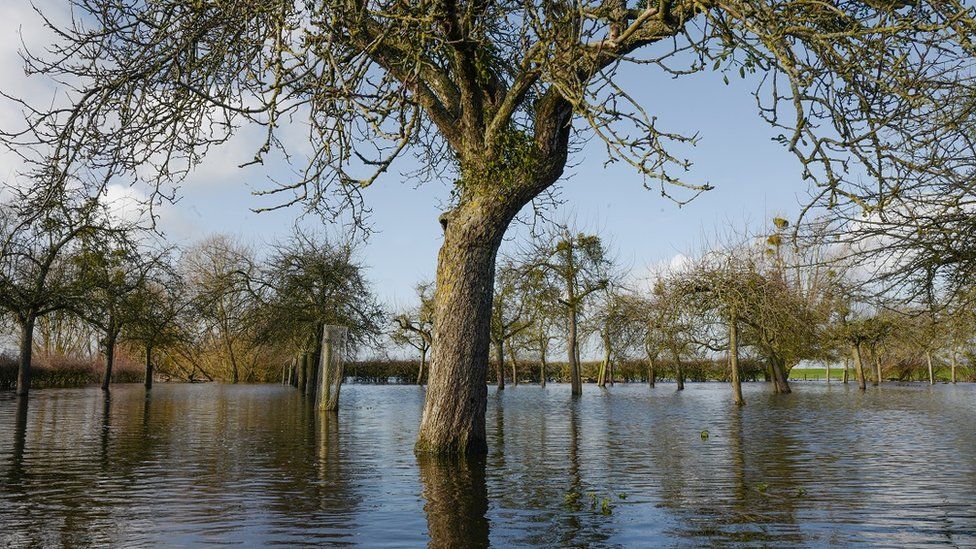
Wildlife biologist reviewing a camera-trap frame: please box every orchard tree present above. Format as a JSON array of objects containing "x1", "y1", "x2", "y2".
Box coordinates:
[
  {"x1": 489, "y1": 259, "x2": 532, "y2": 390},
  {"x1": 392, "y1": 281, "x2": 435, "y2": 384},
  {"x1": 254, "y1": 231, "x2": 383, "y2": 394},
  {"x1": 181, "y1": 235, "x2": 259, "y2": 384},
  {"x1": 74, "y1": 230, "x2": 157, "y2": 392},
  {"x1": 0, "y1": 189, "x2": 109, "y2": 396},
  {"x1": 527, "y1": 228, "x2": 613, "y2": 396},
  {"x1": 124, "y1": 255, "x2": 188, "y2": 390},
  {"x1": 6, "y1": 0, "x2": 976, "y2": 453}
]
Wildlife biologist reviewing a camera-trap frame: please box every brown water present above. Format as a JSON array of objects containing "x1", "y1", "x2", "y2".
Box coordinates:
[{"x1": 1, "y1": 382, "x2": 974, "y2": 547}]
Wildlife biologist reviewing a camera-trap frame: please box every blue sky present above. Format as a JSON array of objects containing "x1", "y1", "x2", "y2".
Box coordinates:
[{"x1": 0, "y1": 3, "x2": 812, "y2": 308}]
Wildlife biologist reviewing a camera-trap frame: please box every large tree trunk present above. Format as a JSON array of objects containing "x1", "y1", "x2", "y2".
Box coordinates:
[
  {"x1": 102, "y1": 334, "x2": 116, "y2": 392},
  {"x1": 852, "y1": 343, "x2": 867, "y2": 391},
  {"x1": 493, "y1": 340, "x2": 505, "y2": 390},
  {"x1": 145, "y1": 344, "x2": 154, "y2": 390},
  {"x1": 770, "y1": 357, "x2": 792, "y2": 394},
  {"x1": 826, "y1": 361, "x2": 831, "y2": 383},
  {"x1": 416, "y1": 205, "x2": 505, "y2": 456},
  {"x1": 568, "y1": 307, "x2": 581, "y2": 396},
  {"x1": 647, "y1": 356, "x2": 656, "y2": 388},
  {"x1": 843, "y1": 357, "x2": 850, "y2": 384},
  {"x1": 16, "y1": 316, "x2": 36, "y2": 397},
  {"x1": 729, "y1": 318, "x2": 744, "y2": 406}
]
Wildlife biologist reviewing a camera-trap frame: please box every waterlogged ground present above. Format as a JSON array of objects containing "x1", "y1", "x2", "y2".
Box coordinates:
[{"x1": 1, "y1": 382, "x2": 974, "y2": 547}]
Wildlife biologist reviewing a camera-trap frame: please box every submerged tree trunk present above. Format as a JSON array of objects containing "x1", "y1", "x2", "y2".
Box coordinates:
[
  {"x1": 568, "y1": 307, "x2": 581, "y2": 396},
  {"x1": 145, "y1": 344, "x2": 154, "y2": 390},
  {"x1": 16, "y1": 316, "x2": 36, "y2": 397},
  {"x1": 843, "y1": 357, "x2": 850, "y2": 384},
  {"x1": 729, "y1": 318, "x2": 744, "y2": 406},
  {"x1": 647, "y1": 356, "x2": 656, "y2": 388},
  {"x1": 852, "y1": 343, "x2": 867, "y2": 391},
  {"x1": 493, "y1": 340, "x2": 505, "y2": 391},
  {"x1": 416, "y1": 204, "x2": 507, "y2": 456},
  {"x1": 102, "y1": 334, "x2": 116, "y2": 392},
  {"x1": 826, "y1": 361, "x2": 831, "y2": 383},
  {"x1": 770, "y1": 357, "x2": 792, "y2": 394},
  {"x1": 926, "y1": 350, "x2": 935, "y2": 385}
]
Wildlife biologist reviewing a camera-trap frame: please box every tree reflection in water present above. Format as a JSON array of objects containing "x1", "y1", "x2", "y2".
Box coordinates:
[{"x1": 418, "y1": 453, "x2": 490, "y2": 548}]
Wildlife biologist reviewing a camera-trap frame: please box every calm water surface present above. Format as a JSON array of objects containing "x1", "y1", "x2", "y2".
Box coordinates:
[{"x1": 1, "y1": 382, "x2": 974, "y2": 547}]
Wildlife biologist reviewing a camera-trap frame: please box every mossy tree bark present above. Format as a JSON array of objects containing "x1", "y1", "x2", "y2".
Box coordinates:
[{"x1": 417, "y1": 96, "x2": 571, "y2": 453}]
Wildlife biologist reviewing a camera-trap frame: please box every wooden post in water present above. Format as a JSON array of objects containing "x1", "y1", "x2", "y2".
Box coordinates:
[
  {"x1": 318, "y1": 326, "x2": 347, "y2": 412},
  {"x1": 926, "y1": 350, "x2": 935, "y2": 385}
]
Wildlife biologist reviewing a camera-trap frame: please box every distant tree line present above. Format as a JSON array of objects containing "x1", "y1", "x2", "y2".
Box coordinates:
[
  {"x1": 389, "y1": 219, "x2": 975, "y2": 404},
  {"x1": 0, "y1": 190, "x2": 382, "y2": 396}
]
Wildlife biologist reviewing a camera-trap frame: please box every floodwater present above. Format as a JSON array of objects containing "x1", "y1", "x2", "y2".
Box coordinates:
[{"x1": 1, "y1": 382, "x2": 974, "y2": 547}]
